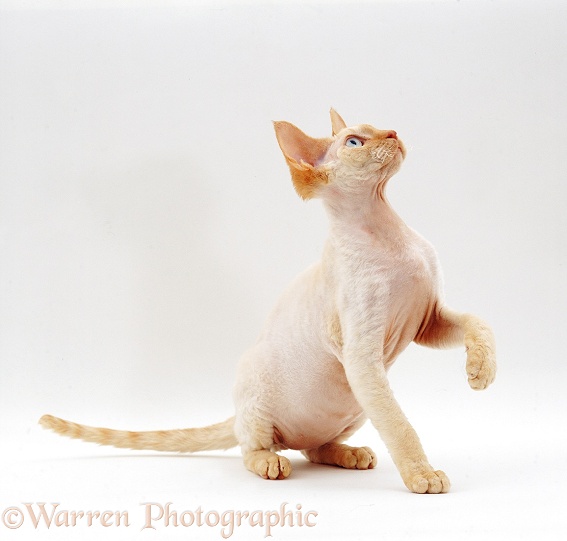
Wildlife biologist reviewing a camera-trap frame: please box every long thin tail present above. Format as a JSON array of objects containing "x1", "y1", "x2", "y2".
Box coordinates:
[{"x1": 39, "y1": 414, "x2": 238, "y2": 453}]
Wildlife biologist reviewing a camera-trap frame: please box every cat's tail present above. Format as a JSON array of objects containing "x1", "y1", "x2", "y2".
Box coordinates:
[{"x1": 39, "y1": 414, "x2": 238, "y2": 453}]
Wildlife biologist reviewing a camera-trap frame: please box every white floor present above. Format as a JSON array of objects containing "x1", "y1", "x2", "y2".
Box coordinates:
[{"x1": 3, "y1": 396, "x2": 565, "y2": 541}]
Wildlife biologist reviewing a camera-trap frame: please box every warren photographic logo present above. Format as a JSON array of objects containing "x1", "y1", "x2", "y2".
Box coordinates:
[{"x1": 2, "y1": 501, "x2": 318, "y2": 538}]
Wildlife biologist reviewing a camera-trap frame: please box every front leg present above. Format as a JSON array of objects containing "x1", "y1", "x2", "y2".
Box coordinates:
[
  {"x1": 344, "y1": 352, "x2": 450, "y2": 494},
  {"x1": 416, "y1": 305, "x2": 497, "y2": 390}
]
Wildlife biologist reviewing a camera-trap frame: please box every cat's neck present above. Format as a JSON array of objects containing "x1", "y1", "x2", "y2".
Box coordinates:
[{"x1": 324, "y1": 187, "x2": 410, "y2": 250}]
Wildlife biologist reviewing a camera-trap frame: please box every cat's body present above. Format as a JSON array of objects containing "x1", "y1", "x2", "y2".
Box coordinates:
[
  {"x1": 41, "y1": 110, "x2": 496, "y2": 493},
  {"x1": 234, "y1": 218, "x2": 441, "y2": 454}
]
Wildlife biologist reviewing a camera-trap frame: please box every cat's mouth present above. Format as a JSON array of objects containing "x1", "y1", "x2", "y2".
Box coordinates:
[{"x1": 373, "y1": 139, "x2": 405, "y2": 166}]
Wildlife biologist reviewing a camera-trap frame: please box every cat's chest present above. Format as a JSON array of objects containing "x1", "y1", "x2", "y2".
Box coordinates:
[
  {"x1": 347, "y1": 231, "x2": 435, "y2": 278},
  {"x1": 337, "y1": 233, "x2": 439, "y2": 314},
  {"x1": 386, "y1": 241, "x2": 437, "y2": 291},
  {"x1": 336, "y1": 238, "x2": 438, "y2": 361}
]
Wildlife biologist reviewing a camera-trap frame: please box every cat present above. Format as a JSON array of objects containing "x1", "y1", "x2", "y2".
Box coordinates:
[{"x1": 40, "y1": 109, "x2": 496, "y2": 494}]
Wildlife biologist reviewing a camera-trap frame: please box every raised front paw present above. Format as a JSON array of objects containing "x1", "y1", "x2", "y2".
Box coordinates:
[{"x1": 466, "y1": 339, "x2": 496, "y2": 390}]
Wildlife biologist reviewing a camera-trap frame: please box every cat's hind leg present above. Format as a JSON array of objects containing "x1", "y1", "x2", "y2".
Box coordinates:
[
  {"x1": 235, "y1": 413, "x2": 292, "y2": 480},
  {"x1": 301, "y1": 419, "x2": 377, "y2": 470},
  {"x1": 236, "y1": 413, "x2": 291, "y2": 480}
]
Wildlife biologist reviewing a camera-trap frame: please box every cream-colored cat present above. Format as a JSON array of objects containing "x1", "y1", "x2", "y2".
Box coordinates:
[{"x1": 40, "y1": 110, "x2": 496, "y2": 494}]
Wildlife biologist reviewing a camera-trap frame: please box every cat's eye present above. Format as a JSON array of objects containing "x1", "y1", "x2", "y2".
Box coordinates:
[{"x1": 345, "y1": 137, "x2": 364, "y2": 148}]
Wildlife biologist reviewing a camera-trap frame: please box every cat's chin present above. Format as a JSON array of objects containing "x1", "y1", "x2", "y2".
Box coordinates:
[{"x1": 381, "y1": 151, "x2": 404, "y2": 179}]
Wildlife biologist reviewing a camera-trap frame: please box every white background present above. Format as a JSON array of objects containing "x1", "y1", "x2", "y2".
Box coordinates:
[{"x1": 1, "y1": 0, "x2": 566, "y2": 539}]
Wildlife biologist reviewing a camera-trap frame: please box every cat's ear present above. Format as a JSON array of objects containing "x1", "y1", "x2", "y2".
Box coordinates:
[
  {"x1": 330, "y1": 108, "x2": 347, "y2": 136},
  {"x1": 273, "y1": 121, "x2": 332, "y2": 200},
  {"x1": 274, "y1": 121, "x2": 331, "y2": 167}
]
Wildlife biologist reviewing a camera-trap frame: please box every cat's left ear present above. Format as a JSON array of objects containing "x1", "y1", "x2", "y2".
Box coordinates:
[
  {"x1": 330, "y1": 108, "x2": 347, "y2": 136},
  {"x1": 273, "y1": 121, "x2": 333, "y2": 200}
]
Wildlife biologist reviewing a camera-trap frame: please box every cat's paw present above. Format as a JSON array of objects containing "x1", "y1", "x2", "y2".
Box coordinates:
[
  {"x1": 245, "y1": 450, "x2": 292, "y2": 480},
  {"x1": 262, "y1": 455, "x2": 292, "y2": 480},
  {"x1": 405, "y1": 469, "x2": 451, "y2": 494},
  {"x1": 335, "y1": 445, "x2": 377, "y2": 470},
  {"x1": 466, "y1": 340, "x2": 496, "y2": 390},
  {"x1": 303, "y1": 443, "x2": 377, "y2": 470}
]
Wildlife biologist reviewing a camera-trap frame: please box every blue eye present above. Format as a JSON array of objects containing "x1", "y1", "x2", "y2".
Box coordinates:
[{"x1": 345, "y1": 137, "x2": 364, "y2": 148}]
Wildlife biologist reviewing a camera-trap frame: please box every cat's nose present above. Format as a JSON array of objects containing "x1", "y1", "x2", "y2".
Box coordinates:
[{"x1": 386, "y1": 131, "x2": 398, "y2": 140}]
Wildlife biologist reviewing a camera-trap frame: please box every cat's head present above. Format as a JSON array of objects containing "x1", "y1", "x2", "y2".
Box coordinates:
[{"x1": 274, "y1": 109, "x2": 406, "y2": 200}]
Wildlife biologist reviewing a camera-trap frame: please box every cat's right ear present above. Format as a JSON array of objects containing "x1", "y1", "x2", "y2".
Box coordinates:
[{"x1": 273, "y1": 121, "x2": 333, "y2": 200}]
